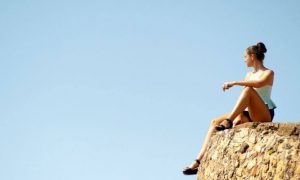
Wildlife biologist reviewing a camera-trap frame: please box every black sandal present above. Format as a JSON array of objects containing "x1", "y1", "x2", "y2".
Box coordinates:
[
  {"x1": 183, "y1": 159, "x2": 200, "y2": 175},
  {"x1": 215, "y1": 119, "x2": 233, "y2": 131}
]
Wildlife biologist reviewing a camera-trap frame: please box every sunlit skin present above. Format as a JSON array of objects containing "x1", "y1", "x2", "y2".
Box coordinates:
[{"x1": 186, "y1": 50, "x2": 274, "y2": 170}]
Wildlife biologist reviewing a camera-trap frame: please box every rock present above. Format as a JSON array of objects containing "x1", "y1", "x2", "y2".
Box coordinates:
[
  {"x1": 197, "y1": 122, "x2": 300, "y2": 180},
  {"x1": 247, "y1": 159, "x2": 256, "y2": 170},
  {"x1": 268, "y1": 149, "x2": 275, "y2": 155},
  {"x1": 295, "y1": 166, "x2": 300, "y2": 175},
  {"x1": 249, "y1": 133, "x2": 257, "y2": 144},
  {"x1": 239, "y1": 142, "x2": 249, "y2": 153},
  {"x1": 278, "y1": 138, "x2": 284, "y2": 143},
  {"x1": 251, "y1": 165, "x2": 259, "y2": 176}
]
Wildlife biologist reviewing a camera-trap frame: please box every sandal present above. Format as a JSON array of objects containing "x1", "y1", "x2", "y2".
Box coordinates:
[
  {"x1": 183, "y1": 159, "x2": 200, "y2": 175},
  {"x1": 215, "y1": 119, "x2": 233, "y2": 131}
]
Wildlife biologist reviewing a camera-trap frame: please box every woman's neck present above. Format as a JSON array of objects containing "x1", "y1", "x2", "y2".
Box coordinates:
[{"x1": 252, "y1": 61, "x2": 265, "y2": 73}]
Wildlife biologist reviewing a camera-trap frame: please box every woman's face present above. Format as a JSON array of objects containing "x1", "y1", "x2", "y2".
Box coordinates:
[{"x1": 244, "y1": 51, "x2": 253, "y2": 67}]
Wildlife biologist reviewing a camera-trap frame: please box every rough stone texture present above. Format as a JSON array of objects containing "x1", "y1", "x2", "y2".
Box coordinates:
[{"x1": 197, "y1": 122, "x2": 300, "y2": 180}]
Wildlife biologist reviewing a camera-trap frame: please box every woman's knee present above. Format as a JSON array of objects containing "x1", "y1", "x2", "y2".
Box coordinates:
[
  {"x1": 243, "y1": 86, "x2": 254, "y2": 93},
  {"x1": 240, "y1": 87, "x2": 256, "y2": 98}
]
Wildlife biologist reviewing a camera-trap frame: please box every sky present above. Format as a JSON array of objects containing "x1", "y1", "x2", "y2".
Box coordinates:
[{"x1": 0, "y1": 1, "x2": 300, "y2": 180}]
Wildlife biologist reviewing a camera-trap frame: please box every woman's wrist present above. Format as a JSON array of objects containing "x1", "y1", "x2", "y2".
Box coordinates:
[{"x1": 231, "y1": 81, "x2": 238, "y2": 86}]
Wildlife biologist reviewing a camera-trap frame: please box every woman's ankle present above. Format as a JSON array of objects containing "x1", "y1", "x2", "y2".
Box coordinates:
[
  {"x1": 222, "y1": 118, "x2": 233, "y2": 127},
  {"x1": 189, "y1": 159, "x2": 200, "y2": 169}
]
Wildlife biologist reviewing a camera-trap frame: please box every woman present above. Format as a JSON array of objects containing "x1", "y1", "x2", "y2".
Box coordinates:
[{"x1": 183, "y1": 42, "x2": 276, "y2": 175}]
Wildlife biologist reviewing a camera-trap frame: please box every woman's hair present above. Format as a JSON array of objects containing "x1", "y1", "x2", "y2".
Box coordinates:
[{"x1": 246, "y1": 42, "x2": 267, "y2": 61}]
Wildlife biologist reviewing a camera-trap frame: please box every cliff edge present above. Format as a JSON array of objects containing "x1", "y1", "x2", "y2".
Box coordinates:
[{"x1": 197, "y1": 122, "x2": 300, "y2": 180}]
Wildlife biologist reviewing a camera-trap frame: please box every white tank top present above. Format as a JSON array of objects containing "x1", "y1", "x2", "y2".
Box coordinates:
[
  {"x1": 254, "y1": 85, "x2": 277, "y2": 109},
  {"x1": 248, "y1": 73, "x2": 277, "y2": 109}
]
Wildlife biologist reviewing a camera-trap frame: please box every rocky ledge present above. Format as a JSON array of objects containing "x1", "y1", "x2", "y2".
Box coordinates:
[{"x1": 197, "y1": 122, "x2": 300, "y2": 180}]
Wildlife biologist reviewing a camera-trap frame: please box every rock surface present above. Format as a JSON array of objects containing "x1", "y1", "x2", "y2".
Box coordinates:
[{"x1": 197, "y1": 122, "x2": 300, "y2": 180}]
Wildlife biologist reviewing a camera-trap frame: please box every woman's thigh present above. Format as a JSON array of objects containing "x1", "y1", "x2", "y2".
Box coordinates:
[{"x1": 247, "y1": 88, "x2": 271, "y2": 122}]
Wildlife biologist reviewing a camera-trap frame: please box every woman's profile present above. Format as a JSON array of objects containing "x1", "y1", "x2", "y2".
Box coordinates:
[{"x1": 183, "y1": 42, "x2": 277, "y2": 175}]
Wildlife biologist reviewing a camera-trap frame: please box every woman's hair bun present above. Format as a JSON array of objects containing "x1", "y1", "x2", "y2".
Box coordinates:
[{"x1": 256, "y1": 42, "x2": 267, "y2": 54}]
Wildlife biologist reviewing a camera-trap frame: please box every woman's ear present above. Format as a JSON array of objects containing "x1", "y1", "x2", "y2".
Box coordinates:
[{"x1": 250, "y1": 54, "x2": 255, "y2": 61}]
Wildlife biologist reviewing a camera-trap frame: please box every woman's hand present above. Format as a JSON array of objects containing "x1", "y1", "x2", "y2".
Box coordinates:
[{"x1": 222, "y1": 81, "x2": 235, "y2": 91}]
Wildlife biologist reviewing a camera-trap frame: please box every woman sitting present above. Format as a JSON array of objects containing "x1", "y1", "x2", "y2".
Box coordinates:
[{"x1": 183, "y1": 42, "x2": 276, "y2": 175}]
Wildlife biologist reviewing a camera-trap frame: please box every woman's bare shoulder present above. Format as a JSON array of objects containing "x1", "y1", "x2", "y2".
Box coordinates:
[
  {"x1": 264, "y1": 69, "x2": 274, "y2": 76},
  {"x1": 245, "y1": 71, "x2": 253, "y2": 80}
]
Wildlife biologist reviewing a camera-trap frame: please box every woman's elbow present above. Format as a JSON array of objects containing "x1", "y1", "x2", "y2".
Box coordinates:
[{"x1": 253, "y1": 82, "x2": 265, "y2": 88}]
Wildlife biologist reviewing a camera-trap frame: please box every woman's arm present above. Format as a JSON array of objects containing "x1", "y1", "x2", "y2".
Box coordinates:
[{"x1": 223, "y1": 70, "x2": 274, "y2": 91}]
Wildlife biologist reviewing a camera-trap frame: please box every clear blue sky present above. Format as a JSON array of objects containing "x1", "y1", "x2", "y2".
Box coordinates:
[{"x1": 1, "y1": 1, "x2": 300, "y2": 180}]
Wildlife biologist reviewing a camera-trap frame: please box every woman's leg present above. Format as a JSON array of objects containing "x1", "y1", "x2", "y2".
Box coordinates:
[
  {"x1": 219, "y1": 87, "x2": 271, "y2": 128},
  {"x1": 233, "y1": 113, "x2": 251, "y2": 127},
  {"x1": 185, "y1": 87, "x2": 267, "y2": 170},
  {"x1": 187, "y1": 112, "x2": 249, "y2": 169},
  {"x1": 187, "y1": 114, "x2": 227, "y2": 168}
]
